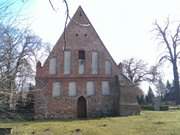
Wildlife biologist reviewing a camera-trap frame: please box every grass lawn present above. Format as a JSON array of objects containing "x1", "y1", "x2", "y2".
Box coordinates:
[{"x1": 0, "y1": 110, "x2": 180, "y2": 135}]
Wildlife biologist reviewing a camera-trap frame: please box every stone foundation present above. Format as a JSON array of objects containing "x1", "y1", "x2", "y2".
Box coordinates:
[{"x1": 34, "y1": 92, "x2": 114, "y2": 119}]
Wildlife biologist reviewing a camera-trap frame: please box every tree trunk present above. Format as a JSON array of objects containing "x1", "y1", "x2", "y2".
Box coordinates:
[
  {"x1": 8, "y1": 77, "x2": 16, "y2": 110},
  {"x1": 173, "y1": 62, "x2": 180, "y2": 104}
]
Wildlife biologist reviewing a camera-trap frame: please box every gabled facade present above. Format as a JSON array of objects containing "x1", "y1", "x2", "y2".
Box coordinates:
[{"x1": 34, "y1": 6, "x2": 140, "y2": 119}]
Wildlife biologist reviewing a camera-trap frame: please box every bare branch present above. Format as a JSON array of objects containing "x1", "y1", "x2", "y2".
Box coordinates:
[
  {"x1": 62, "y1": 0, "x2": 69, "y2": 51},
  {"x1": 153, "y1": 18, "x2": 180, "y2": 104},
  {"x1": 159, "y1": 55, "x2": 172, "y2": 63},
  {"x1": 154, "y1": 20, "x2": 174, "y2": 62},
  {"x1": 48, "y1": 0, "x2": 56, "y2": 11},
  {"x1": 121, "y1": 58, "x2": 159, "y2": 86}
]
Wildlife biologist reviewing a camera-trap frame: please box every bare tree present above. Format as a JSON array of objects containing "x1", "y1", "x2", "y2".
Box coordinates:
[
  {"x1": 154, "y1": 18, "x2": 180, "y2": 104},
  {"x1": 49, "y1": 0, "x2": 69, "y2": 49},
  {"x1": 0, "y1": 0, "x2": 51, "y2": 117},
  {"x1": 0, "y1": 0, "x2": 27, "y2": 25},
  {"x1": 121, "y1": 58, "x2": 160, "y2": 86},
  {"x1": 0, "y1": 24, "x2": 50, "y2": 110}
]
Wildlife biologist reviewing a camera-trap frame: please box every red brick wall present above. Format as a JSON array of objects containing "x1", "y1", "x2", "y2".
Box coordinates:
[{"x1": 34, "y1": 6, "x2": 140, "y2": 119}]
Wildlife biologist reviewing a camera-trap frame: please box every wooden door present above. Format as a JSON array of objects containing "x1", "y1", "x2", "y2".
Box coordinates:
[{"x1": 77, "y1": 96, "x2": 87, "y2": 118}]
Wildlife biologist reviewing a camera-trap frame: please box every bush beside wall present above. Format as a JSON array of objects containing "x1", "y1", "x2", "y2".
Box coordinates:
[{"x1": 141, "y1": 105, "x2": 169, "y2": 111}]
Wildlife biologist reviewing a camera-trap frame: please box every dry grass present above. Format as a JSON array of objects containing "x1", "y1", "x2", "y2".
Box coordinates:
[{"x1": 0, "y1": 110, "x2": 180, "y2": 135}]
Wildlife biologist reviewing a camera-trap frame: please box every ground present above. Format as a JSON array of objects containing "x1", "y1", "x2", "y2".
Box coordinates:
[{"x1": 1, "y1": 110, "x2": 180, "y2": 135}]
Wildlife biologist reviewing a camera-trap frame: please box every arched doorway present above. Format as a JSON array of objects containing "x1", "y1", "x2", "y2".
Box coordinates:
[{"x1": 77, "y1": 96, "x2": 87, "y2": 118}]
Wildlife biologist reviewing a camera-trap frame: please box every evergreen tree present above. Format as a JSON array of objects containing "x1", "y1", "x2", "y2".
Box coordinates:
[
  {"x1": 137, "y1": 95, "x2": 145, "y2": 105},
  {"x1": 164, "y1": 80, "x2": 176, "y2": 102},
  {"x1": 146, "y1": 86, "x2": 155, "y2": 104},
  {"x1": 166, "y1": 80, "x2": 171, "y2": 92}
]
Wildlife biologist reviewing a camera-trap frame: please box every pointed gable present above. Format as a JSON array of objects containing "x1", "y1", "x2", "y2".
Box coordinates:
[
  {"x1": 39, "y1": 6, "x2": 119, "y2": 77},
  {"x1": 68, "y1": 6, "x2": 91, "y2": 27},
  {"x1": 34, "y1": 6, "x2": 141, "y2": 119}
]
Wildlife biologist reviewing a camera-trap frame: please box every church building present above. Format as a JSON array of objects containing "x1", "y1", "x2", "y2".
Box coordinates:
[{"x1": 34, "y1": 6, "x2": 140, "y2": 119}]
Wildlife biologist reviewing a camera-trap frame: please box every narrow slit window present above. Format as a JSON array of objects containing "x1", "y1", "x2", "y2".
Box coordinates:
[
  {"x1": 78, "y1": 50, "x2": 85, "y2": 74},
  {"x1": 52, "y1": 82, "x2": 61, "y2": 97},
  {"x1": 86, "y1": 81, "x2": 95, "y2": 96},
  {"x1": 102, "y1": 81, "x2": 110, "y2": 96},
  {"x1": 68, "y1": 82, "x2": 76, "y2": 96},
  {"x1": 64, "y1": 51, "x2": 71, "y2": 74},
  {"x1": 91, "y1": 51, "x2": 98, "y2": 74},
  {"x1": 105, "y1": 60, "x2": 112, "y2": 75},
  {"x1": 79, "y1": 50, "x2": 85, "y2": 59},
  {"x1": 49, "y1": 57, "x2": 56, "y2": 74}
]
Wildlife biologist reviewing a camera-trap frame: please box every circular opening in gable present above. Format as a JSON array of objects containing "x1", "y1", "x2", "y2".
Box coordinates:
[{"x1": 75, "y1": 33, "x2": 79, "y2": 37}]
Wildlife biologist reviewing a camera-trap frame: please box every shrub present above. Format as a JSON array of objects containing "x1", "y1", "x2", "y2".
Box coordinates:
[
  {"x1": 141, "y1": 105, "x2": 169, "y2": 111},
  {"x1": 141, "y1": 105, "x2": 154, "y2": 111},
  {"x1": 160, "y1": 105, "x2": 169, "y2": 111}
]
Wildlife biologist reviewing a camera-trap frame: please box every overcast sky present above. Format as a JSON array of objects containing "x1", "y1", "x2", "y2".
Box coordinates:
[
  {"x1": 24, "y1": 0, "x2": 180, "y2": 63},
  {"x1": 12, "y1": 0, "x2": 180, "y2": 92}
]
